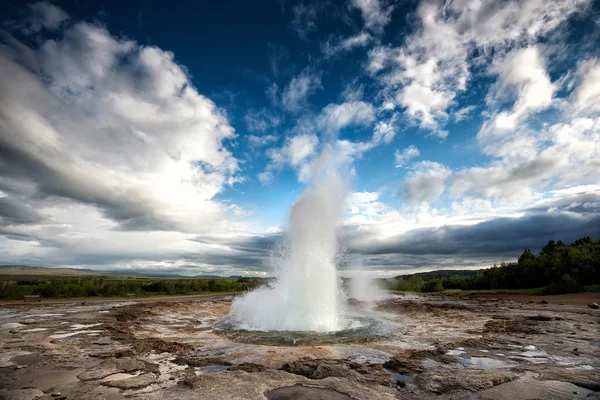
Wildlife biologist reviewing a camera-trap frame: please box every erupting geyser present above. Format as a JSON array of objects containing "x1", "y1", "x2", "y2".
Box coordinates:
[{"x1": 228, "y1": 147, "x2": 346, "y2": 332}]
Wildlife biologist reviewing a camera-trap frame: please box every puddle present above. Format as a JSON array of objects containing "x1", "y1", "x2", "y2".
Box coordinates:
[
  {"x1": 446, "y1": 347, "x2": 466, "y2": 356},
  {"x1": 11, "y1": 368, "x2": 84, "y2": 391},
  {"x1": 11, "y1": 354, "x2": 46, "y2": 366},
  {"x1": 200, "y1": 364, "x2": 230, "y2": 373},
  {"x1": 458, "y1": 357, "x2": 515, "y2": 370},
  {"x1": 21, "y1": 328, "x2": 49, "y2": 333},
  {"x1": 266, "y1": 385, "x2": 352, "y2": 400},
  {"x1": 384, "y1": 368, "x2": 412, "y2": 385}
]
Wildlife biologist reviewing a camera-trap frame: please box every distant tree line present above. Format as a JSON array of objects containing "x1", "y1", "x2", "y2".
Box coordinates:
[
  {"x1": 0, "y1": 277, "x2": 265, "y2": 300},
  {"x1": 397, "y1": 237, "x2": 600, "y2": 295}
]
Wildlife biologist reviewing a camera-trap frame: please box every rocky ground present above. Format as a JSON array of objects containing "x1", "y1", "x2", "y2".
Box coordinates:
[{"x1": 0, "y1": 293, "x2": 599, "y2": 399}]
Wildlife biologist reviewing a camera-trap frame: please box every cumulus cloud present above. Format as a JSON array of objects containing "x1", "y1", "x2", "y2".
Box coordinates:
[
  {"x1": 403, "y1": 161, "x2": 452, "y2": 205},
  {"x1": 395, "y1": 145, "x2": 420, "y2": 168},
  {"x1": 0, "y1": 13, "x2": 272, "y2": 273},
  {"x1": 0, "y1": 24, "x2": 242, "y2": 233},
  {"x1": 478, "y1": 46, "x2": 555, "y2": 156},
  {"x1": 19, "y1": 2, "x2": 69, "y2": 33}
]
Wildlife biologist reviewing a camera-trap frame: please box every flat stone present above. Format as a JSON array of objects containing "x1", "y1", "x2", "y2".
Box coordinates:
[
  {"x1": 77, "y1": 358, "x2": 146, "y2": 381},
  {"x1": 102, "y1": 372, "x2": 157, "y2": 389},
  {"x1": 0, "y1": 388, "x2": 45, "y2": 400},
  {"x1": 414, "y1": 369, "x2": 516, "y2": 394}
]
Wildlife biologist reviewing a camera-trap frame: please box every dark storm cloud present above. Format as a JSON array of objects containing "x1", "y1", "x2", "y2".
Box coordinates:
[
  {"x1": 525, "y1": 190, "x2": 600, "y2": 214},
  {"x1": 347, "y1": 212, "x2": 600, "y2": 259},
  {"x1": 0, "y1": 196, "x2": 46, "y2": 225},
  {"x1": 185, "y1": 233, "x2": 283, "y2": 269}
]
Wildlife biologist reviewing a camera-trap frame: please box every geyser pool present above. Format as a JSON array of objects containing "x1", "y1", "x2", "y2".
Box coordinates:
[{"x1": 228, "y1": 148, "x2": 346, "y2": 332}]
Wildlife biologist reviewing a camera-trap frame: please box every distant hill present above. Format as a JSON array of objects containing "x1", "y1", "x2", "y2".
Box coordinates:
[
  {"x1": 394, "y1": 269, "x2": 483, "y2": 281},
  {"x1": 0, "y1": 265, "x2": 108, "y2": 276},
  {"x1": 0, "y1": 265, "x2": 255, "y2": 279}
]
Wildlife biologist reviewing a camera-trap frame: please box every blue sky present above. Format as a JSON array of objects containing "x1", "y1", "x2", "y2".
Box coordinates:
[{"x1": 0, "y1": 0, "x2": 599, "y2": 276}]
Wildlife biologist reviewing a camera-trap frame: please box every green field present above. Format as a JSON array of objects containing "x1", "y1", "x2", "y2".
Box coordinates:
[{"x1": 0, "y1": 266, "x2": 266, "y2": 300}]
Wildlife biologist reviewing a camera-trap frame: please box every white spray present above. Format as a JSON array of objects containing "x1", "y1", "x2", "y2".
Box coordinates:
[{"x1": 228, "y1": 147, "x2": 346, "y2": 332}]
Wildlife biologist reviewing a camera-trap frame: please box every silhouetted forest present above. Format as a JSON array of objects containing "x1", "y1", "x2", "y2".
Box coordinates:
[
  {"x1": 397, "y1": 237, "x2": 600, "y2": 294},
  {"x1": 0, "y1": 277, "x2": 265, "y2": 300}
]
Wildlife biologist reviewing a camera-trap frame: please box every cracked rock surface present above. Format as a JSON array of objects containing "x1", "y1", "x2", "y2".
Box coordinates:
[{"x1": 0, "y1": 292, "x2": 599, "y2": 399}]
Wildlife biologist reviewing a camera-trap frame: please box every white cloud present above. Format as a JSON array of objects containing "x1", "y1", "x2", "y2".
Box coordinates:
[
  {"x1": 316, "y1": 101, "x2": 376, "y2": 134},
  {"x1": 0, "y1": 22, "x2": 242, "y2": 236},
  {"x1": 20, "y1": 2, "x2": 69, "y2": 33},
  {"x1": 395, "y1": 145, "x2": 420, "y2": 168},
  {"x1": 266, "y1": 134, "x2": 319, "y2": 170},
  {"x1": 321, "y1": 32, "x2": 372, "y2": 57},
  {"x1": 350, "y1": 0, "x2": 394, "y2": 34},
  {"x1": 247, "y1": 134, "x2": 278, "y2": 148},
  {"x1": 372, "y1": 119, "x2": 396, "y2": 144},
  {"x1": 450, "y1": 116, "x2": 600, "y2": 204},
  {"x1": 570, "y1": 58, "x2": 600, "y2": 115},
  {"x1": 403, "y1": 161, "x2": 452, "y2": 205},
  {"x1": 244, "y1": 108, "x2": 281, "y2": 133},
  {"x1": 478, "y1": 46, "x2": 555, "y2": 158},
  {"x1": 367, "y1": 0, "x2": 589, "y2": 134},
  {"x1": 454, "y1": 105, "x2": 476, "y2": 122},
  {"x1": 281, "y1": 69, "x2": 322, "y2": 112},
  {"x1": 257, "y1": 171, "x2": 275, "y2": 185}
]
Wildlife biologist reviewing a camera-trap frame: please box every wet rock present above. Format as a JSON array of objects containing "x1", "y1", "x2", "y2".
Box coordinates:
[
  {"x1": 0, "y1": 388, "x2": 45, "y2": 400},
  {"x1": 280, "y1": 359, "x2": 391, "y2": 385},
  {"x1": 541, "y1": 300, "x2": 548, "y2": 304},
  {"x1": 281, "y1": 359, "x2": 360, "y2": 381},
  {"x1": 172, "y1": 357, "x2": 232, "y2": 368},
  {"x1": 383, "y1": 347, "x2": 455, "y2": 374},
  {"x1": 483, "y1": 317, "x2": 542, "y2": 334},
  {"x1": 535, "y1": 366, "x2": 600, "y2": 391},
  {"x1": 587, "y1": 303, "x2": 599, "y2": 309},
  {"x1": 346, "y1": 298, "x2": 363, "y2": 307},
  {"x1": 228, "y1": 363, "x2": 268, "y2": 373},
  {"x1": 92, "y1": 336, "x2": 112, "y2": 345},
  {"x1": 89, "y1": 348, "x2": 135, "y2": 358},
  {"x1": 77, "y1": 358, "x2": 147, "y2": 381},
  {"x1": 266, "y1": 384, "x2": 352, "y2": 400},
  {"x1": 479, "y1": 373, "x2": 596, "y2": 399},
  {"x1": 157, "y1": 370, "x2": 400, "y2": 400},
  {"x1": 382, "y1": 357, "x2": 415, "y2": 374},
  {"x1": 131, "y1": 338, "x2": 193, "y2": 354},
  {"x1": 414, "y1": 369, "x2": 516, "y2": 394},
  {"x1": 526, "y1": 315, "x2": 554, "y2": 321},
  {"x1": 102, "y1": 372, "x2": 157, "y2": 389}
]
